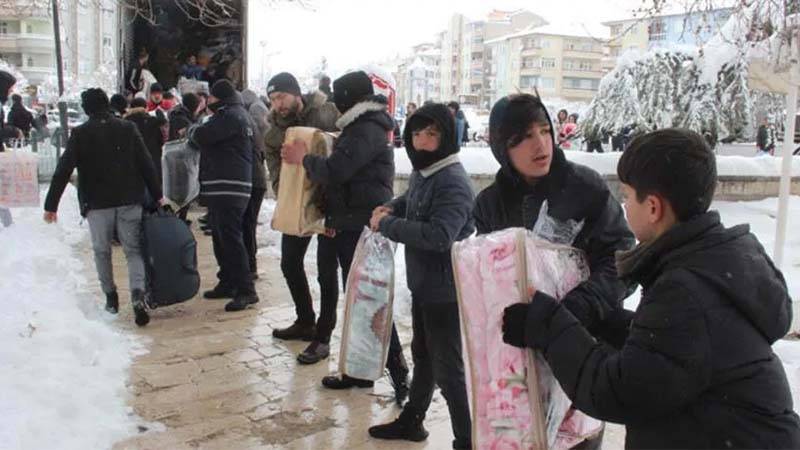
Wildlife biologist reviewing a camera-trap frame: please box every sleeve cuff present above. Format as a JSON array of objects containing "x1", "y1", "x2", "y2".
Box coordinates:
[
  {"x1": 524, "y1": 291, "x2": 563, "y2": 349},
  {"x1": 562, "y1": 294, "x2": 596, "y2": 329}
]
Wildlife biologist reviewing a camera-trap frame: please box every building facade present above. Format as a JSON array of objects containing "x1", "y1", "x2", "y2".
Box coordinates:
[
  {"x1": 603, "y1": 8, "x2": 733, "y2": 70},
  {"x1": 0, "y1": 0, "x2": 119, "y2": 89},
  {"x1": 487, "y1": 24, "x2": 606, "y2": 104}
]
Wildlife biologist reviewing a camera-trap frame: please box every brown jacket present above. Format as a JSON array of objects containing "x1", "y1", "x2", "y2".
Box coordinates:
[{"x1": 263, "y1": 90, "x2": 339, "y2": 194}]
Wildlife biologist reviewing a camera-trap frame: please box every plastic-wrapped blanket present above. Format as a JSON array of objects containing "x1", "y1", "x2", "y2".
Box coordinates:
[
  {"x1": 452, "y1": 227, "x2": 601, "y2": 449},
  {"x1": 338, "y1": 228, "x2": 397, "y2": 381},
  {"x1": 162, "y1": 139, "x2": 199, "y2": 208},
  {"x1": 271, "y1": 126, "x2": 333, "y2": 237}
]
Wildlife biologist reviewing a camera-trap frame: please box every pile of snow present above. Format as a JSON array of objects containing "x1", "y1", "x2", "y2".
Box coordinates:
[
  {"x1": 0, "y1": 185, "x2": 143, "y2": 449},
  {"x1": 394, "y1": 147, "x2": 800, "y2": 178}
]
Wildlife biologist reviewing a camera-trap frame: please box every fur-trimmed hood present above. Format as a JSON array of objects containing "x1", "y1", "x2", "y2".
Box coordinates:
[
  {"x1": 123, "y1": 107, "x2": 148, "y2": 118},
  {"x1": 335, "y1": 96, "x2": 393, "y2": 131}
]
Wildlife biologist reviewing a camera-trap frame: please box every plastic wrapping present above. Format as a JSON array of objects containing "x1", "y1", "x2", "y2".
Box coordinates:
[
  {"x1": 161, "y1": 139, "x2": 200, "y2": 208},
  {"x1": 453, "y1": 228, "x2": 599, "y2": 450},
  {"x1": 270, "y1": 127, "x2": 333, "y2": 237},
  {"x1": 0, "y1": 151, "x2": 39, "y2": 208},
  {"x1": 338, "y1": 228, "x2": 397, "y2": 381},
  {"x1": 531, "y1": 201, "x2": 585, "y2": 246}
]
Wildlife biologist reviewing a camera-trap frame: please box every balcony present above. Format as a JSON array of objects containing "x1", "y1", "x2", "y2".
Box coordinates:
[{"x1": 0, "y1": 33, "x2": 54, "y2": 52}]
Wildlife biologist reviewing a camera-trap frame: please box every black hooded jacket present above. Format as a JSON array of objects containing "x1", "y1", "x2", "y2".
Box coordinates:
[
  {"x1": 474, "y1": 96, "x2": 635, "y2": 330},
  {"x1": 523, "y1": 211, "x2": 800, "y2": 449},
  {"x1": 379, "y1": 103, "x2": 475, "y2": 303},
  {"x1": 0, "y1": 71, "x2": 18, "y2": 150},
  {"x1": 44, "y1": 112, "x2": 162, "y2": 215},
  {"x1": 8, "y1": 100, "x2": 33, "y2": 137},
  {"x1": 125, "y1": 107, "x2": 166, "y2": 183},
  {"x1": 188, "y1": 92, "x2": 254, "y2": 209},
  {"x1": 303, "y1": 96, "x2": 395, "y2": 231}
]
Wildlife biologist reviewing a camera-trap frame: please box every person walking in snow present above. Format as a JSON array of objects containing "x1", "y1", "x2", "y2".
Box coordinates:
[
  {"x1": 280, "y1": 71, "x2": 409, "y2": 402},
  {"x1": 756, "y1": 117, "x2": 776, "y2": 155},
  {"x1": 0, "y1": 71, "x2": 23, "y2": 152},
  {"x1": 188, "y1": 79, "x2": 259, "y2": 313},
  {"x1": 262, "y1": 72, "x2": 340, "y2": 342},
  {"x1": 367, "y1": 102, "x2": 474, "y2": 449},
  {"x1": 125, "y1": 98, "x2": 167, "y2": 186},
  {"x1": 7, "y1": 94, "x2": 33, "y2": 139},
  {"x1": 241, "y1": 89, "x2": 270, "y2": 279},
  {"x1": 43, "y1": 88, "x2": 163, "y2": 326}
]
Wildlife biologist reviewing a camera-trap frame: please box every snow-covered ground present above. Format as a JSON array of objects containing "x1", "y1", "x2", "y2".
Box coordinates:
[
  {"x1": 2, "y1": 185, "x2": 799, "y2": 450},
  {"x1": 394, "y1": 146, "x2": 800, "y2": 177},
  {"x1": 0, "y1": 185, "x2": 144, "y2": 450}
]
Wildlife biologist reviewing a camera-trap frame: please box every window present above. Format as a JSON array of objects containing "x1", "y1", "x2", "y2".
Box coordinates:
[
  {"x1": 0, "y1": 22, "x2": 8, "y2": 35},
  {"x1": 541, "y1": 58, "x2": 556, "y2": 69},
  {"x1": 522, "y1": 56, "x2": 539, "y2": 69},
  {"x1": 648, "y1": 19, "x2": 666, "y2": 41},
  {"x1": 563, "y1": 77, "x2": 600, "y2": 90},
  {"x1": 610, "y1": 25, "x2": 622, "y2": 36},
  {"x1": 579, "y1": 60, "x2": 594, "y2": 71},
  {"x1": 26, "y1": 24, "x2": 32, "y2": 34},
  {"x1": 520, "y1": 75, "x2": 539, "y2": 89},
  {"x1": 540, "y1": 77, "x2": 555, "y2": 89},
  {"x1": 563, "y1": 59, "x2": 575, "y2": 70},
  {"x1": 103, "y1": 36, "x2": 112, "y2": 48},
  {"x1": 27, "y1": 56, "x2": 33, "y2": 67}
]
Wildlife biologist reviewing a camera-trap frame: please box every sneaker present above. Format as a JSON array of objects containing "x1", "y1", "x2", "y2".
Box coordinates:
[
  {"x1": 203, "y1": 284, "x2": 236, "y2": 299},
  {"x1": 104, "y1": 291, "x2": 119, "y2": 314},
  {"x1": 272, "y1": 322, "x2": 316, "y2": 341},
  {"x1": 224, "y1": 294, "x2": 259, "y2": 312},
  {"x1": 297, "y1": 341, "x2": 330, "y2": 365},
  {"x1": 131, "y1": 289, "x2": 150, "y2": 327},
  {"x1": 368, "y1": 408, "x2": 429, "y2": 442},
  {"x1": 322, "y1": 374, "x2": 374, "y2": 390}
]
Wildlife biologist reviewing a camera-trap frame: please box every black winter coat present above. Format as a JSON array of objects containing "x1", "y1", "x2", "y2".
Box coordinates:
[
  {"x1": 523, "y1": 212, "x2": 800, "y2": 449},
  {"x1": 168, "y1": 105, "x2": 195, "y2": 141},
  {"x1": 8, "y1": 102, "x2": 33, "y2": 136},
  {"x1": 188, "y1": 94, "x2": 253, "y2": 209},
  {"x1": 380, "y1": 103, "x2": 474, "y2": 303},
  {"x1": 125, "y1": 107, "x2": 166, "y2": 183},
  {"x1": 303, "y1": 97, "x2": 395, "y2": 231},
  {"x1": 44, "y1": 113, "x2": 162, "y2": 215},
  {"x1": 474, "y1": 145, "x2": 635, "y2": 330},
  {"x1": 0, "y1": 72, "x2": 17, "y2": 151}
]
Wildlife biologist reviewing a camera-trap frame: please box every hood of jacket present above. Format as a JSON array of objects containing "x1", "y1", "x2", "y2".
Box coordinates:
[
  {"x1": 616, "y1": 211, "x2": 793, "y2": 343},
  {"x1": 124, "y1": 107, "x2": 148, "y2": 118},
  {"x1": 403, "y1": 103, "x2": 459, "y2": 171},
  {"x1": 489, "y1": 95, "x2": 568, "y2": 199},
  {"x1": 335, "y1": 95, "x2": 393, "y2": 131}
]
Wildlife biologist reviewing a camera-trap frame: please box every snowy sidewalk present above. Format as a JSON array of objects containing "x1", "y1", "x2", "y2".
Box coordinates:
[{"x1": 110, "y1": 208, "x2": 487, "y2": 450}]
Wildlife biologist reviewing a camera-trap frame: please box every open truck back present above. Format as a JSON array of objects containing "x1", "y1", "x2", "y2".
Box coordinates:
[{"x1": 119, "y1": 0, "x2": 248, "y2": 94}]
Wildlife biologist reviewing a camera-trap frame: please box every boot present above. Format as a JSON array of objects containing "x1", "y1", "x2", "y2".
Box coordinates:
[
  {"x1": 104, "y1": 291, "x2": 119, "y2": 314},
  {"x1": 368, "y1": 407, "x2": 428, "y2": 442},
  {"x1": 224, "y1": 293, "x2": 259, "y2": 312},
  {"x1": 387, "y1": 353, "x2": 410, "y2": 406},
  {"x1": 321, "y1": 374, "x2": 374, "y2": 390},
  {"x1": 297, "y1": 341, "x2": 330, "y2": 365},
  {"x1": 203, "y1": 283, "x2": 236, "y2": 299},
  {"x1": 131, "y1": 289, "x2": 150, "y2": 327},
  {"x1": 272, "y1": 321, "x2": 316, "y2": 341}
]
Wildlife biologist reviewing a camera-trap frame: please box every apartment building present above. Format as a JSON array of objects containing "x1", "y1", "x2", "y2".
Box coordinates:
[
  {"x1": 603, "y1": 8, "x2": 732, "y2": 70},
  {"x1": 0, "y1": 0, "x2": 119, "y2": 88},
  {"x1": 487, "y1": 23, "x2": 606, "y2": 104}
]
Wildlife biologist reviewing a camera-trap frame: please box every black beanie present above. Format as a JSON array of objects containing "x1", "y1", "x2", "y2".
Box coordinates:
[
  {"x1": 210, "y1": 79, "x2": 236, "y2": 102},
  {"x1": 182, "y1": 93, "x2": 200, "y2": 115},
  {"x1": 109, "y1": 94, "x2": 128, "y2": 114},
  {"x1": 81, "y1": 88, "x2": 110, "y2": 116},
  {"x1": 267, "y1": 72, "x2": 301, "y2": 97},
  {"x1": 333, "y1": 71, "x2": 374, "y2": 114},
  {"x1": 149, "y1": 82, "x2": 163, "y2": 93}
]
